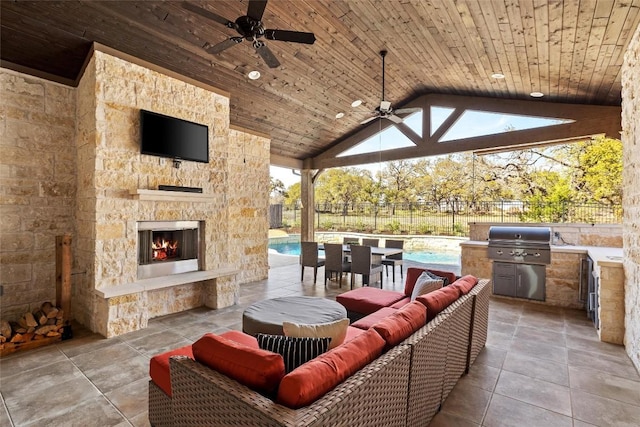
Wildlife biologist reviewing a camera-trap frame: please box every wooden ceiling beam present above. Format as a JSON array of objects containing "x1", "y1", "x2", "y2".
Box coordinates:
[{"x1": 311, "y1": 93, "x2": 622, "y2": 169}]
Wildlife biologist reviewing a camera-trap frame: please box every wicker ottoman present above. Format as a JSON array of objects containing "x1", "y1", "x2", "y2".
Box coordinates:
[{"x1": 242, "y1": 296, "x2": 347, "y2": 336}]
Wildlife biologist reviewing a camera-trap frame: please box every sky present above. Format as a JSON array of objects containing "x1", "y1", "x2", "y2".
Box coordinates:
[{"x1": 270, "y1": 108, "x2": 571, "y2": 188}]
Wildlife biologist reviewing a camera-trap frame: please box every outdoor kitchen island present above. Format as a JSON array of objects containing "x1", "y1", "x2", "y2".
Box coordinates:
[{"x1": 461, "y1": 237, "x2": 625, "y2": 345}]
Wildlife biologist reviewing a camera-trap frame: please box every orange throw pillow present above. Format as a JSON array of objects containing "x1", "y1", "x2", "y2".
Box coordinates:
[
  {"x1": 372, "y1": 301, "x2": 427, "y2": 346},
  {"x1": 451, "y1": 275, "x2": 478, "y2": 295},
  {"x1": 416, "y1": 285, "x2": 462, "y2": 322},
  {"x1": 277, "y1": 328, "x2": 385, "y2": 408},
  {"x1": 192, "y1": 333, "x2": 285, "y2": 395}
]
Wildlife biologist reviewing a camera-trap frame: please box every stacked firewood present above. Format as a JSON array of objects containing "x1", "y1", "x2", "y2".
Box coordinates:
[{"x1": 0, "y1": 302, "x2": 65, "y2": 346}]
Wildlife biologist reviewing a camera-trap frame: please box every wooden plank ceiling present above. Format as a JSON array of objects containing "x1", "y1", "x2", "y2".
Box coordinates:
[{"x1": 2, "y1": 0, "x2": 639, "y2": 166}]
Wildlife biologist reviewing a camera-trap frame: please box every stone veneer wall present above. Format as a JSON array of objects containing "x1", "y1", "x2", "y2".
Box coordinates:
[
  {"x1": 621, "y1": 23, "x2": 640, "y2": 372},
  {"x1": 1, "y1": 49, "x2": 270, "y2": 338},
  {"x1": 75, "y1": 51, "x2": 270, "y2": 336},
  {"x1": 0, "y1": 69, "x2": 77, "y2": 320}
]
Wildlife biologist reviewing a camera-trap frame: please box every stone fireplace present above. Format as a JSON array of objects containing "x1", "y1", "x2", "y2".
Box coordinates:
[{"x1": 137, "y1": 220, "x2": 203, "y2": 279}]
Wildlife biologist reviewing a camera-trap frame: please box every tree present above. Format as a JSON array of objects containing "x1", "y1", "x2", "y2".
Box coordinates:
[
  {"x1": 284, "y1": 182, "x2": 301, "y2": 207},
  {"x1": 579, "y1": 137, "x2": 622, "y2": 205},
  {"x1": 270, "y1": 177, "x2": 286, "y2": 203}
]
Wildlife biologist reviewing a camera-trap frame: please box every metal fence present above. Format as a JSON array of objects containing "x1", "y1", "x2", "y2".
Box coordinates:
[{"x1": 275, "y1": 200, "x2": 622, "y2": 236}]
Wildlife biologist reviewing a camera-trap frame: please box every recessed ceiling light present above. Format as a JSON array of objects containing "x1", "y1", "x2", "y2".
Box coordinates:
[
  {"x1": 335, "y1": 112, "x2": 345, "y2": 119},
  {"x1": 351, "y1": 99, "x2": 363, "y2": 108},
  {"x1": 491, "y1": 73, "x2": 505, "y2": 79},
  {"x1": 530, "y1": 91, "x2": 544, "y2": 98},
  {"x1": 247, "y1": 70, "x2": 261, "y2": 80}
]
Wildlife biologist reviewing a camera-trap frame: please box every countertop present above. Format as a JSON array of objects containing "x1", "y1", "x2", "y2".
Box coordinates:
[{"x1": 459, "y1": 241, "x2": 623, "y2": 267}]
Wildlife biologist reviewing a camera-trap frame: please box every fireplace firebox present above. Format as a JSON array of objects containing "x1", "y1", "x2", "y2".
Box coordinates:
[{"x1": 137, "y1": 221, "x2": 202, "y2": 279}]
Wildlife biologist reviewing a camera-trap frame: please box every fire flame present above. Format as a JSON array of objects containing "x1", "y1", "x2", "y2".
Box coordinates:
[{"x1": 152, "y1": 238, "x2": 178, "y2": 261}]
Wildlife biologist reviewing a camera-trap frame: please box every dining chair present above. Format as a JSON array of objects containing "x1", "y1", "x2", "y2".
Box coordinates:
[
  {"x1": 382, "y1": 239, "x2": 404, "y2": 283},
  {"x1": 362, "y1": 238, "x2": 379, "y2": 247},
  {"x1": 350, "y1": 244, "x2": 384, "y2": 289},
  {"x1": 300, "y1": 241, "x2": 325, "y2": 284},
  {"x1": 343, "y1": 237, "x2": 360, "y2": 245},
  {"x1": 324, "y1": 243, "x2": 351, "y2": 287}
]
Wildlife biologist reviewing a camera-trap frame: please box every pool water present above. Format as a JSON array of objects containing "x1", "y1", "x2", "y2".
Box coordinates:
[{"x1": 268, "y1": 242, "x2": 460, "y2": 265}]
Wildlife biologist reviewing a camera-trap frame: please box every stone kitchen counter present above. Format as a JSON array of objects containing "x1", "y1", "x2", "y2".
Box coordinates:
[{"x1": 460, "y1": 241, "x2": 625, "y2": 344}]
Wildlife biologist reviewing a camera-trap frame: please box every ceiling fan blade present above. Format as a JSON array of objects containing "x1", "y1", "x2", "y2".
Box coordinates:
[
  {"x1": 386, "y1": 114, "x2": 404, "y2": 124},
  {"x1": 182, "y1": 2, "x2": 233, "y2": 27},
  {"x1": 394, "y1": 107, "x2": 422, "y2": 115},
  {"x1": 360, "y1": 115, "x2": 379, "y2": 125},
  {"x1": 264, "y1": 29, "x2": 316, "y2": 44},
  {"x1": 205, "y1": 38, "x2": 242, "y2": 54},
  {"x1": 255, "y1": 43, "x2": 280, "y2": 68},
  {"x1": 247, "y1": 0, "x2": 268, "y2": 21}
]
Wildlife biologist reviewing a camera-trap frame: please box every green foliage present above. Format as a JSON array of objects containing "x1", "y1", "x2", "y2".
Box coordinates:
[
  {"x1": 320, "y1": 220, "x2": 335, "y2": 230},
  {"x1": 284, "y1": 182, "x2": 301, "y2": 207},
  {"x1": 417, "y1": 223, "x2": 433, "y2": 234},
  {"x1": 385, "y1": 220, "x2": 402, "y2": 233}
]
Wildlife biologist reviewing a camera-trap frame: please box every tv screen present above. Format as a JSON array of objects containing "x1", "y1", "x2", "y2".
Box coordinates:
[{"x1": 140, "y1": 110, "x2": 209, "y2": 163}]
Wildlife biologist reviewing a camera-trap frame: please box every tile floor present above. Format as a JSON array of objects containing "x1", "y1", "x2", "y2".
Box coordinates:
[{"x1": 1, "y1": 256, "x2": 639, "y2": 426}]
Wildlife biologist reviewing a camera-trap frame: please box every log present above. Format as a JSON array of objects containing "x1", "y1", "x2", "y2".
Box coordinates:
[
  {"x1": 24, "y1": 312, "x2": 38, "y2": 328},
  {"x1": 33, "y1": 310, "x2": 48, "y2": 326},
  {"x1": 12, "y1": 325, "x2": 27, "y2": 334},
  {"x1": 41, "y1": 301, "x2": 54, "y2": 315},
  {"x1": 0, "y1": 320, "x2": 11, "y2": 338},
  {"x1": 46, "y1": 331, "x2": 61, "y2": 338},
  {"x1": 0, "y1": 336, "x2": 6, "y2": 343},
  {"x1": 55, "y1": 309, "x2": 64, "y2": 320},
  {"x1": 46, "y1": 318, "x2": 56, "y2": 326},
  {"x1": 34, "y1": 325, "x2": 58, "y2": 335},
  {"x1": 46, "y1": 308, "x2": 59, "y2": 319},
  {"x1": 10, "y1": 333, "x2": 25, "y2": 343}
]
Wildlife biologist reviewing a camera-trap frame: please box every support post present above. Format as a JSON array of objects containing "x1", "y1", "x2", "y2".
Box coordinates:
[
  {"x1": 56, "y1": 234, "x2": 72, "y2": 320},
  {"x1": 300, "y1": 169, "x2": 315, "y2": 242}
]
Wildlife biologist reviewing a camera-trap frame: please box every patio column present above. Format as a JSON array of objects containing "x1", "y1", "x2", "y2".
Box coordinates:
[{"x1": 300, "y1": 168, "x2": 315, "y2": 242}]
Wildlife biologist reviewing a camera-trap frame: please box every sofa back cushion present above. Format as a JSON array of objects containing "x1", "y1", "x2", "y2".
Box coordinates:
[
  {"x1": 416, "y1": 285, "x2": 462, "y2": 322},
  {"x1": 404, "y1": 268, "x2": 456, "y2": 296},
  {"x1": 282, "y1": 317, "x2": 350, "y2": 349},
  {"x1": 192, "y1": 333, "x2": 285, "y2": 395},
  {"x1": 277, "y1": 328, "x2": 385, "y2": 409},
  {"x1": 372, "y1": 301, "x2": 427, "y2": 347},
  {"x1": 450, "y1": 275, "x2": 478, "y2": 295}
]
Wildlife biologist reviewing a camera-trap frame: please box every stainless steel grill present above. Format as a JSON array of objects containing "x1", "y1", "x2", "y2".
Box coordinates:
[
  {"x1": 488, "y1": 226, "x2": 551, "y2": 301},
  {"x1": 487, "y1": 226, "x2": 551, "y2": 265}
]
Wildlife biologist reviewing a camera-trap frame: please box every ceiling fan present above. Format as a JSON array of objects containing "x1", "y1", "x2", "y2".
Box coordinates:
[
  {"x1": 361, "y1": 50, "x2": 421, "y2": 125},
  {"x1": 182, "y1": 0, "x2": 316, "y2": 68}
]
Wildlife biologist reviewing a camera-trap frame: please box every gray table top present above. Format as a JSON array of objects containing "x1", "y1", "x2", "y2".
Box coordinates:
[{"x1": 242, "y1": 296, "x2": 347, "y2": 336}]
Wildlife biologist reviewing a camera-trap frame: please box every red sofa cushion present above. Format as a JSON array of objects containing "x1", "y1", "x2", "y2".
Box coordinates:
[
  {"x1": 351, "y1": 307, "x2": 398, "y2": 330},
  {"x1": 277, "y1": 328, "x2": 386, "y2": 409},
  {"x1": 404, "y1": 268, "x2": 457, "y2": 296},
  {"x1": 219, "y1": 330, "x2": 260, "y2": 348},
  {"x1": 390, "y1": 297, "x2": 410, "y2": 309},
  {"x1": 450, "y1": 275, "x2": 478, "y2": 295},
  {"x1": 344, "y1": 325, "x2": 367, "y2": 342},
  {"x1": 372, "y1": 301, "x2": 427, "y2": 346},
  {"x1": 149, "y1": 344, "x2": 193, "y2": 397},
  {"x1": 416, "y1": 285, "x2": 462, "y2": 322},
  {"x1": 336, "y1": 287, "x2": 405, "y2": 316},
  {"x1": 192, "y1": 333, "x2": 285, "y2": 395}
]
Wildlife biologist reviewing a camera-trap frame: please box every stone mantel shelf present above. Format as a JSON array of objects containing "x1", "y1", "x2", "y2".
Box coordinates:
[
  {"x1": 95, "y1": 267, "x2": 239, "y2": 299},
  {"x1": 131, "y1": 189, "x2": 216, "y2": 203}
]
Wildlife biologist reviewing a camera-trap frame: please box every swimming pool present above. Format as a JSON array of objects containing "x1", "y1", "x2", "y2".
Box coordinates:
[{"x1": 268, "y1": 241, "x2": 460, "y2": 265}]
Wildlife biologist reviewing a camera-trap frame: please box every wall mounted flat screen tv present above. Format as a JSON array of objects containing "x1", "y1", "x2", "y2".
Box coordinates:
[{"x1": 140, "y1": 110, "x2": 209, "y2": 163}]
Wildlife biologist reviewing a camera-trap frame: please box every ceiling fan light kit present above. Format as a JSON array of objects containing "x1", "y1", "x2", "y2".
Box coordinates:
[
  {"x1": 360, "y1": 50, "x2": 421, "y2": 125},
  {"x1": 183, "y1": 0, "x2": 316, "y2": 68}
]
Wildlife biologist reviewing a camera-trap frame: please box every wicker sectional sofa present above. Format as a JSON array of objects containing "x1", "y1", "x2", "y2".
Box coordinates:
[{"x1": 148, "y1": 271, "x2": 490, "y2": 427}]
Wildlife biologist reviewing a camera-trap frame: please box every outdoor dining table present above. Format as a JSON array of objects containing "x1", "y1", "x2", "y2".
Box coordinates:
[{"x1": 317, "y1": 244, "x2": 403, "y2": 285}]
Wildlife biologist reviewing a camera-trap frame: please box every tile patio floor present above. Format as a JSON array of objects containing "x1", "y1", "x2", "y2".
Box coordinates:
[{"x1": 1, "y1": 255, "x2": 639, "y2": 426}]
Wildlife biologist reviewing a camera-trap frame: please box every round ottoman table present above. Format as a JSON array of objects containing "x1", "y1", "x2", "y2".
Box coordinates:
[{"x1": 242, "y1": 296, "x2": 347, "y2": 336}]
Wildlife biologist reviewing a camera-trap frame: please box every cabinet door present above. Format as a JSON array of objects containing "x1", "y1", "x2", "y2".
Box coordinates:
[
  {"x1": 516, "y1": 264, "x2": 545, "y2": 301},
  {"x1": 493, "y1": 262, "x2": 516, "y2": 297}
]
